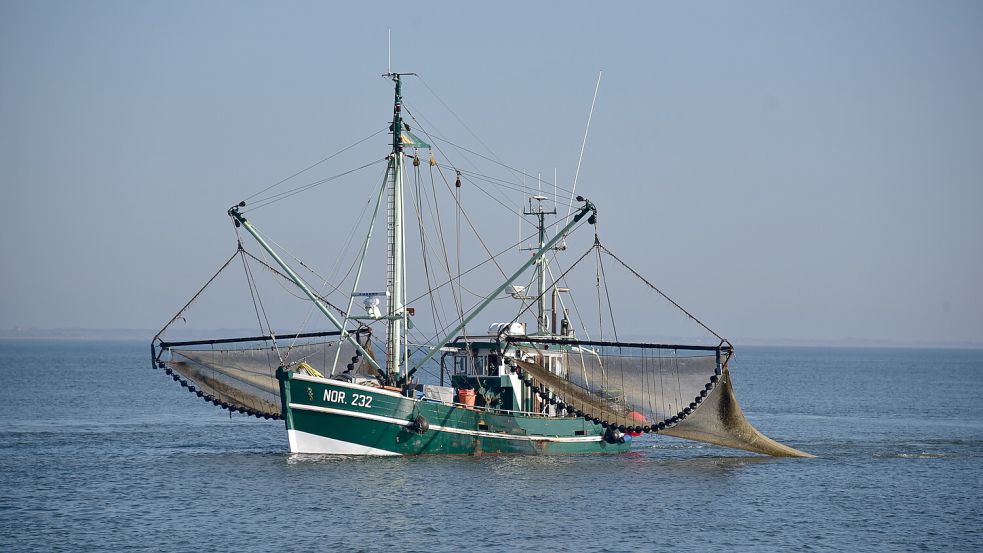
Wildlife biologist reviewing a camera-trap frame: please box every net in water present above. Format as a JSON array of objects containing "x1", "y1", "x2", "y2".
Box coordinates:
[
  {"x1": 509, "y1": 337, "x2": 811, "y2": 457},
  {"x1": 153, "y1": 331, "x2": 376, "y2": 419}
]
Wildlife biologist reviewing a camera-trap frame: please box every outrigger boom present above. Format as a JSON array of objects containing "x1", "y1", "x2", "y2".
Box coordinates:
[{"x1": 227, "y1": 204, "x2": 382, "y2": 373}]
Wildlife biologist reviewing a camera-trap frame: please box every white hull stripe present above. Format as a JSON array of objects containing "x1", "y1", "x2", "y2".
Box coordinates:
[
  {"x1": 288, "y1": 402, "x2": 603, "y2": 443},
  {"x1": 287, "y1": 429, "x2": 400, "y2": 456}
]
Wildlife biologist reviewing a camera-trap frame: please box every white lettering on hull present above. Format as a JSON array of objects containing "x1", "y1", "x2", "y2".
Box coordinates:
[
  {"x1": 321, "y1": 388, "x2": 373, "y2": 409},
  {"x1": 322, "y1": 389, "x2": 347, "y2": 404}
]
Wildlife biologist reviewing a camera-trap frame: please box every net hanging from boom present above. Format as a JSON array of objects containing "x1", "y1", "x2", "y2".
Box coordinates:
[
  {"x1": 508, "y1": 338, "x2": 725, "y2": 430},
  {"x1": 150, "y1": 239, "x2": 382, "y2": 420},
  {"x1": 499, "y1": 239, "x2": 812, "y2": 457},
  {"x1": 153, "y1": 331, "x2": 377, "y2": 419}
]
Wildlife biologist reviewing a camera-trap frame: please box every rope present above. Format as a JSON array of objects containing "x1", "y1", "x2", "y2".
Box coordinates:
[
  {"x1": 599, "y1": 245, "x2": 726, "y2": 343},
  {"x1": 415, "y1": 134, "x2": 577, "y2": 198},
  {"x1": 401, "y1": 105, "x2": 523, "y2": 215},
  {"x1": 284, "y1": 165, "x2": 386, "y2": 358},
  {"x1": 426, "y1": 156, "x2": 464, "y2": 322},
  {"x1": 411, "y1": 218, "x2": 590, "y2": 350},
  {"x1": 597, "y1": 242, "x2": 619, "y2": 342},
  {"x1": 497, "y1": 243, "x2": 596, "y2": 337},
  {"x1": 245, "y1": 158, "x2": 387, "y2": 211},
  {"x1": 241, "y1": 250, "x2": 348, "y2": 316},
  {"x1": 153, "y1": 246, "x2": 241, "y2": 344},
  {"x1": 430, "y1": 162, "x2": 509, "y2": 280},
  {"x1": 411, "y1": 76, "x2": 533, "y2": 198},
  {"x1": 410, "y1": 162, "x2": 448, "y2": 337},
  {"x1": 243, "y1": 128, "x2": 386, "y2": 203},
  {"x1": 544, "y1": 260, "x2": 591, "y2": 340},
  {"x1": 239, "y1": 247, "x2": 282, "y2": 369}
]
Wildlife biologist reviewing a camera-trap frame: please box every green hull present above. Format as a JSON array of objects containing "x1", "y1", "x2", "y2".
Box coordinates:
[{"x1": 279, "y1": 370, "x2": 630, "y2": 455}]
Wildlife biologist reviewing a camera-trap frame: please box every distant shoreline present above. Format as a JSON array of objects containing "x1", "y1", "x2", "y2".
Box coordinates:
[{"x1": 1, "y1": 328, "x2": 981, "y2": 350}]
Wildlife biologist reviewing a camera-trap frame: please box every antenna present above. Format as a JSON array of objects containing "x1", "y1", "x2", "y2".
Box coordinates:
[
  {"x1": 387, "y1": 29, "x2": 391, "y2": 74},
  {"x1": 564, "y1": 70, "x2": 603, "y2": 236}
]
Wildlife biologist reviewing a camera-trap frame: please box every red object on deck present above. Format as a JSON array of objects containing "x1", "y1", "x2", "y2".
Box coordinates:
[{"x1": 627, "y1": 410, "x2": 645, "y2": 436}]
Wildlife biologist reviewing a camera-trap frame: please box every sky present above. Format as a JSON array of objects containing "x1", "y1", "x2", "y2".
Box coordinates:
[{"x1": 1, "y1": 1, "x2": 981, "y2": 346}]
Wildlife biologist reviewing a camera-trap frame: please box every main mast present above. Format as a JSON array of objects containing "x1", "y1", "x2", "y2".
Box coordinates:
[{"x1": 386, "y1": 73, "x2": 407, "y2": 379}]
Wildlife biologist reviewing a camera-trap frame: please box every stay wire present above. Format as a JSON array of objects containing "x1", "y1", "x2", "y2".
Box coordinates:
[
  {"x1": 284, "y1": 176, "x2": 379, "y2": 357},
  {"x1": 294, "y1": 165, "x2": 390, "y2": 354},
  {"x1": 595, "y1": 244, "x2": 604, "y2": 342},
  {"x1": 420, "y1": 134, "x2": 575, "y2": 197},
  {"x1": 240, "y1": 217, "x2": 361, "y2": 314},
  {"x1": 238, "y1": 247, "x2": 282, "y2": 371},
  {"x1": 429, "y1": 162, "x2": 525, "y2": 218},
  {"x1": 594, "y1": 242, "x2": 624, "y2": 403},
  {"x1": 243, "y1": 128, "x2": 386, "y2": 203},
  {"x1": 426, "y1": 159, "x2": 464, "y2": 320},
  {"x1": 410, "y1": 162, "x2": 448, "y2": 335},
  {"x1": 153, "y1": 246, "x2": 242, "y2": 343},
  {"x1": 241, "y1": 250, "x2": 348, "y2": 316},
  {"x1": 544, "y1": 261, "x2": 591, "y2": 341},
  {"x1": 401, "y1": 105, "x2": 522, "y2": 214},
  {"x1": 431, "y1": 162, "x2": 509, "y2": 280},
  {"x1": 597, "y1": 241, "x2": 619, "y2": 342},
  {"x1": 245, "y1": 158, "x2": 387, "y2": 211},
  {"x1": 403, "y1": 217, "x2": 582, "y2": 325},
  {"x1": 497, "y1": 242, "x2": 596, "y2": 340},
  {"x1": 407, "y1": 77, "x2": 532, "y2": 202},
  {"x1": 415, "y1": 220, "x2": 589, "y2": 354},
  {"x1": 414, "y1": 76, "x2": 512, "y2": 173},
  {"x1": 599, "y1": 246, "x2": 725, "y2": 343}
]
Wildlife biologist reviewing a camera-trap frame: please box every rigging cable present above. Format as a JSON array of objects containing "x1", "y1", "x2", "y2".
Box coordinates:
[
  {"x1": 153, "y1": 247, "x2": 242, "y2": 344},
  {"x1": 245, "y1": 158, "x2": 388, "y2": 211},
  {"x1": 415, "y1": 75, "x2": 528, "y2": 190},
  {"x1": 237, "y1": 240, "x2": 282, "y2": 372},
  {"x1": 243, "y1": 127, "x2": 386, "y2": 203},
  {"x1": 416, "y1": 132, "x2": 577, "y2": 197},
  {"x1": 429, "y1": 155, "x2": 509, "y2": 280},
  {"x1": 425, "y1": 152, "x2": 464, "y2": 322},
  {"x1": 543, "y1": 261, "x2": 592, "y2": 341},
  {"x1": 595, "y1": 240, "x2": 604, "y2": 343},
  {"x1": 496, "y1": 241, "x2": 596, "y2": 341},
  {"x1": 283, "y1": 165, "x2": 386, "y2": 358},
  {"x1": 404, "y1": 79, "x2": 528, "y2": 214},
  {"x1": 597, "y1": 237, "x2": 619, "y2": 343},
  {"x1": 401, "y1": 105, "x2": 524, "y2": 216},
  {"x1": 240, "y1": 250, "x2": 348, "y2": 316},
  {"x1": 410, "y1": 159, "x2": 449, "y2": 337},
  {"x1": 402, "y1": 216, "x2": 579, "y2": 318},
  {"x1": 412, "y1": 218, "x2": 590, "y2": 351},
  {"x1": 599, "y1": 245, "x2": 726, "y2": 343},
  {"x1": 403, "y1": 105, "x2": 587, "y2": 320}
]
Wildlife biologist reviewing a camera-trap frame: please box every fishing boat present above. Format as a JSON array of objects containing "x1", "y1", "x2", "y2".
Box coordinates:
[{"x1": 151, "y1": 73, "x2": 810, "y2": 457}]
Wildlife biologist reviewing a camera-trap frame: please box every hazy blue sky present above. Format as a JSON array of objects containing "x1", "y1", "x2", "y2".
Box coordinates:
[{"x1": 1, "y1": 1, "x2": 981, "y2": 345}]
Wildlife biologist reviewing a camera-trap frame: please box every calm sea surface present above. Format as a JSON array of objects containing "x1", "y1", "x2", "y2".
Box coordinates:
[{"x1": 1, "y1": 341, "x2": 980, "y2": 552}]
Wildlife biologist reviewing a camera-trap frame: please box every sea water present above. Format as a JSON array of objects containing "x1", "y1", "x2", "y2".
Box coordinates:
[{"x1": 0, "y1": 341, "x2": 980, "y2": 552}]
